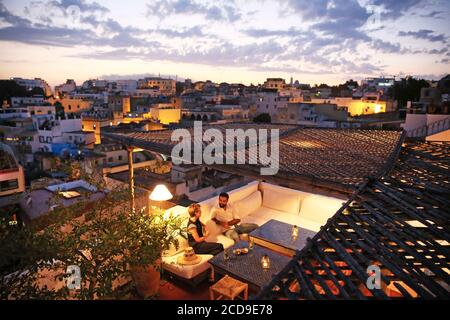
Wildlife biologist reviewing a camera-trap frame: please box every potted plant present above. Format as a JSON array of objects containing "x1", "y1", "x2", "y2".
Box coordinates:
[
  {"x1": 2, "y1": 187, "x2": 183, "y2": 300},
  {"x1": 128, "y1": 206, "x2": 183, "y2": 298}
]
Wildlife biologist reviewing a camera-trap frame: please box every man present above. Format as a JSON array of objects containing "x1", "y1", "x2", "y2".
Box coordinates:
[{"x1": 210, "y1": 192, "x2": 259, "y2": 242}]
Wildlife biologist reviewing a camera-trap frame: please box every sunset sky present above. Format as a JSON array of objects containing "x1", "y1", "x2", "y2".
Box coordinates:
[{"x1": 0, "y1": 0, "x2": 449, "y2": 88}]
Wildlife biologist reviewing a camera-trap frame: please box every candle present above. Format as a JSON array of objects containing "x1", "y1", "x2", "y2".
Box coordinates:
[
  {"x1": 292, "y1": 225, "x2": 299, "y2": 239},
  {"x1": 261, "y1": 255, "x2": 270, "y2": 270}
]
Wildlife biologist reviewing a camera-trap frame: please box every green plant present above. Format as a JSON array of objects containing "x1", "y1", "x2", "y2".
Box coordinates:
[{"x1": 1, "y1": 187, "x2": 183, "y2": 300}]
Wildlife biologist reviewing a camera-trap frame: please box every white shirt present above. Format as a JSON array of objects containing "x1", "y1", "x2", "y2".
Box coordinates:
[{"x1": 210, "y1": 202, "x2": 238, "y2": 232}]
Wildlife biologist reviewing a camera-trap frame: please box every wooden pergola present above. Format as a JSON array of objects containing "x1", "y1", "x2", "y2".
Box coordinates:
[
  {"x1": 257, "y1": 141, "x2": 450, "y2": 299},
  {"x1": 103, "y1": 125, "x2": 404, "y2": 197}
]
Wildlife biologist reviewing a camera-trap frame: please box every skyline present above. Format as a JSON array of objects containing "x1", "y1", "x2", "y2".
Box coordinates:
[{"x1": 0, "y1": 0, "x2": 449, "y2": 88}]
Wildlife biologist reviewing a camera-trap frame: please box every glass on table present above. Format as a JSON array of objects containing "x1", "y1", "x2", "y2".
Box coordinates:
[
  {"x1": 248, "y1": 238, "x2": 254, "y2": 250},
  {"x1": 223, "y1": 248, "x2": 230, "y2": 261}
]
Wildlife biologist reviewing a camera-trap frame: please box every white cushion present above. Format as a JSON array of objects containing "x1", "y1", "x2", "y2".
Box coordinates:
[
  {"x1": 300, "y1": 195, "x2": 344, "y2": 225},
  {"x1": 262, "y1": 189, "x2": 300, "y2": 214},
  {"x1": 239, "y1": 214, "x2": 267, "y2": 227},
  {"x1": 204, "y1": 219, "x2": 223, "y2": 239},
  {"x1": 199, "y1": 201, "x2": 214, "y2": 222},
  {"x1": 275, "y1": 213, "x2": 322, "y2": 233},
  {"x1": 228, "y1": 181, "x2": 259, "y2": 203},
  {"x1": 162, "y1": 253, "x2": 213, "y2": 279},
  {"x1": 215, "y1": 235, "x2": 235, "y2": 249},
  {"x1": 234, "y1": 191, "x2": 262, "y2": 219},
  {"x1": 248, "y1": 206, "x2": 285, "y2": 222},
  {"x1": 260, "y1": 182, "x2": 310, "y2": 201}
]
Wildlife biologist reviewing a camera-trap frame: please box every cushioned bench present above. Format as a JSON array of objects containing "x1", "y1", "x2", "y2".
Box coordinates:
[{"x1": 161, "y1": 180, "x2": 346, "y2": 284}]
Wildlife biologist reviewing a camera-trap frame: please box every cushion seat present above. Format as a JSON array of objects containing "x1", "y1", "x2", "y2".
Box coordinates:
[
  {"x1": 162, "y1": 253, "x2": 213, "y2": 280},
  {"x1": 247, "y1": 206, "x2": 288, "y2": 221}
]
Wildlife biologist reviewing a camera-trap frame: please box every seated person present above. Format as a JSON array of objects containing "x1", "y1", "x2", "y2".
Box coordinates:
[
  {"x1": 187, "y1": 203, "x2": 224, "y2": 255},
  {"x1": 211, "y1": 192, "x2": 259, "y2": 242}
]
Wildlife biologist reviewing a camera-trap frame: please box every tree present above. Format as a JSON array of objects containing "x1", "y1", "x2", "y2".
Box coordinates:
[
  {"x1": 0, "y1": 80, "x2": 45, "y2": 104},
  {"x1": 253, "y1": 113, "x2": 271, "y2": 123},
  {"x1": 389, "y1": 77, "x2": 430, "y2": 108},
  {"x1": 1, "y1": 187, "x2": 183, "y2": 300}
]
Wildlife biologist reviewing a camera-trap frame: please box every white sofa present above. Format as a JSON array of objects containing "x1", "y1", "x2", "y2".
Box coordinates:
[{"x1": 162, "y1": 180, "x2": 346, "y2": 283}]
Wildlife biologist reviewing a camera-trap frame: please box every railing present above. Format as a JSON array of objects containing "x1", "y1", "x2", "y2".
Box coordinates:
[{"x1": 406, "y1": 117, "x2": 450, "y2": 138}]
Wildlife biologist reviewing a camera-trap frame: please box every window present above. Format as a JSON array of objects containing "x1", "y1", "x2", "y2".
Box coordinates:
[
  {"x1": 0, "y1": 179, "x2": 19, "y2": 192},
  {"x1": 68, "y1": 105, "x2": 71, "y2": 110},
  {"x1": 108, "y1": 157, "x2": 113, "y2": 162},
  {"x1": 118, "y1": 155, "x2": 123, "y2": 161}
]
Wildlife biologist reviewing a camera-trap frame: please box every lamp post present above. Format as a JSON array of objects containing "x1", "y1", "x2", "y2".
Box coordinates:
[{"x1": 127, "y1": 146, "x2": 135, "y2": 213}]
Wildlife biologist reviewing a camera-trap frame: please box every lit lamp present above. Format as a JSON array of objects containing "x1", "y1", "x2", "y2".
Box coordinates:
[
  {"x1": 261, "y1": 255, "x2": 271, "y2": 270},
  {"x1": 292, "y1": 225, "x2": 299, "y2": 239},
  {"x1": 149, "y1": 184, "x2": 173, "y2": 215},
  {"x1": 149, "y1": 184, "x2": 173, "y2": 202}
]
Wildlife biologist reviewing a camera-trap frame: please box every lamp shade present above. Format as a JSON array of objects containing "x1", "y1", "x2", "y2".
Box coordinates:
[{"x1": 149, "y1": 184, "x2": 173, "y2": 202}]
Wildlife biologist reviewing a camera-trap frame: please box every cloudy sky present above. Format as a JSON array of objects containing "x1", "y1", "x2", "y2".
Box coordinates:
[{"x1": 0, "y1": 0, "x2": 449, "y2": 87}]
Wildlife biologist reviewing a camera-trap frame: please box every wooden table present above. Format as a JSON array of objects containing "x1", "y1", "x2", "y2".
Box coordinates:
[{"x1": 209, "y1": 275, "x2": 248, "y2": 300}]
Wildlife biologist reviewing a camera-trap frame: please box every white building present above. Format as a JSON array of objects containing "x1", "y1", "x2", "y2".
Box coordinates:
[
  {"x1": 263, "y1": 78, "x2": 286, "y2": 90},
  {"x1": 0, "y1": 106, "x2": 55, "y2": 120},
  {"x1": 111, "y1": 80, "x2": 138, "y2": 93},
  {"x1": 55, "y1": 79, "x2": 77, "y2": 97},
  {"x1": 255, "y1": 91, "x2": 289, "y2": 118},
  {"x1": 10, "y1": 96, "x2": 46, "y2": 107},
  {"x1": 32, "y1": 115, "x2": 83, "y2": 152},
  {"x1": 137, "y1": 77, "x2": 176, "y2": 96},
  {"x1": 12, "y1": 78, "x2": 52, "y2": 96}
]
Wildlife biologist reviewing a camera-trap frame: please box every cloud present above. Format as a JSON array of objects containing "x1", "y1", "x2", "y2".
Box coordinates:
[
  {"x1": 48, "y1": 0, "x2": 109, "y2": 14},
  {"x1": 284, "y1": 0, "x2": 370, "y2": 41},
  {"x1": 370, "y1": 0, "x2": 424, "y2": 19},
  {"x1": 75, "y1": 39, "x2": 286, "y2": 67},
  {"x1": 242, "y1": 28, "x2": 308, "y2": 38},
  {"x1": 156, "y1": 26, "x2": 205, "y2": 38},
  {"x1": 371, "y1": 39, "x2": 404, "y2": 53},
  {"x1": 0, "y1": 2, "x2": 29, "y2": 25},
  {"x1": 398, "y1": 29, "x2": 447, "y2": 43},
  {"x1": 419, "y1": 10, "x2": 444, "y2": 18},
  {"x1": 146, "y1": 0, "x2": 242, "y2": 22}
]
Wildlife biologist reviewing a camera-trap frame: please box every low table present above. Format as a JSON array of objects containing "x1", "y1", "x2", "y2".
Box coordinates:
[
  {"x1": 209, "y1": 241, "x2": 290, "y2": 293},
  {"x1": 249, "y1": 219, "x2": 316, "y2": 256},
  {"x1": 209, "y1": 275, "x2": 248, "y2": 300}
]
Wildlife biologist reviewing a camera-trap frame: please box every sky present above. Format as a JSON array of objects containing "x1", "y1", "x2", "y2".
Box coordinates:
[{"x1": 0, "y1": 0, "x2": 449, "y2": 88}]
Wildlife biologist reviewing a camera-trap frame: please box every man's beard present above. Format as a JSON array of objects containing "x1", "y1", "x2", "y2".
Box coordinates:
[{"x1": 219, "y1": 203, "x2": 226, "y2": 208}]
